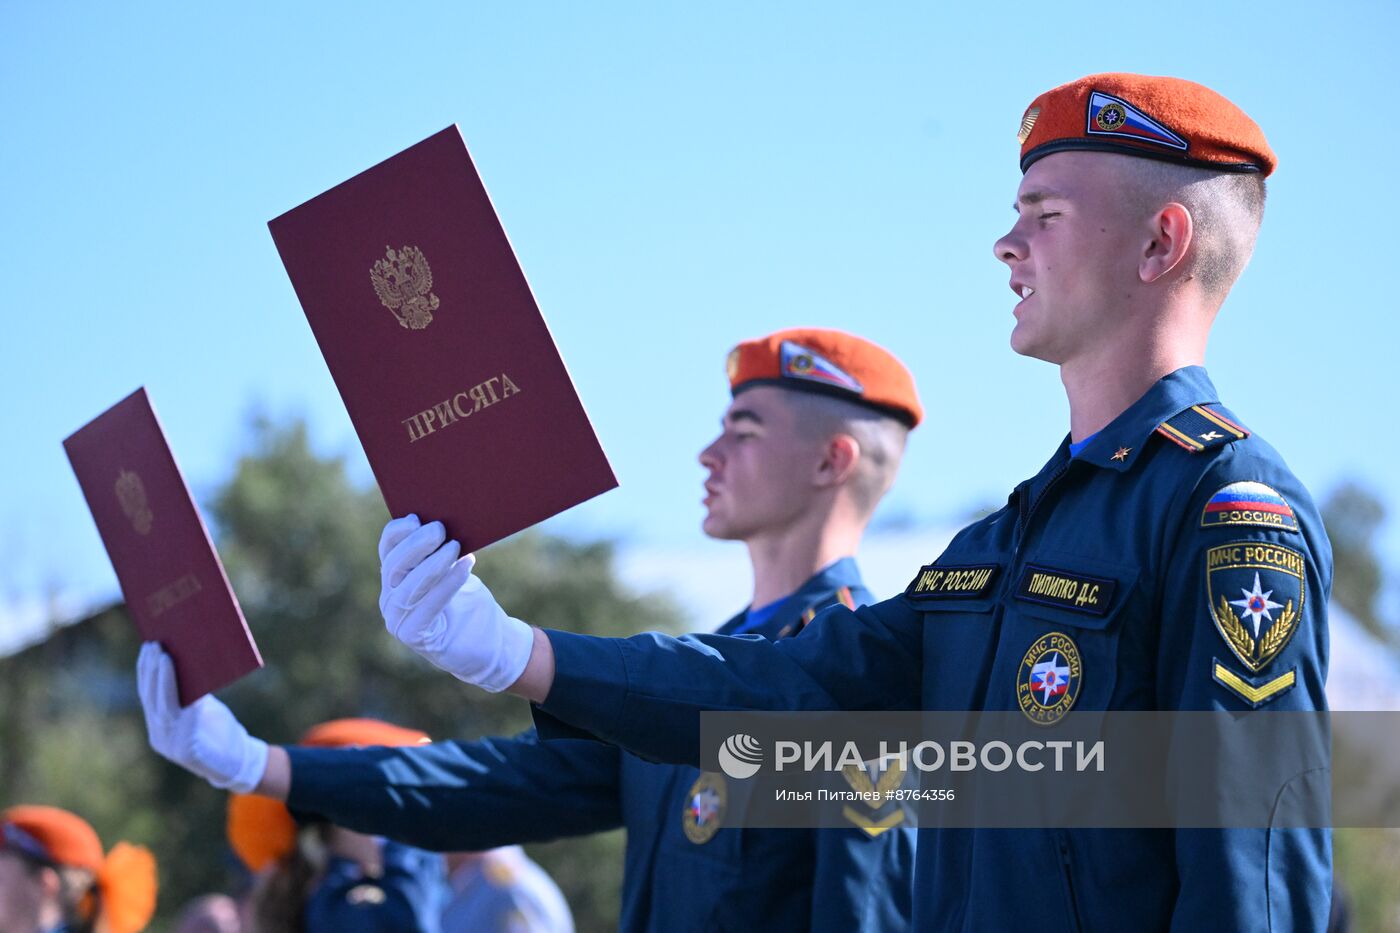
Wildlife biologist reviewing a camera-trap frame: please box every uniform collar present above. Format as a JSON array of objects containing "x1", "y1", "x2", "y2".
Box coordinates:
[
  {"x1": 1068, "y1": 366, "x2": 1221, "y2": 472},
  {"x1": 720, "y1": 557, "x2": 864, "y2": 638}
]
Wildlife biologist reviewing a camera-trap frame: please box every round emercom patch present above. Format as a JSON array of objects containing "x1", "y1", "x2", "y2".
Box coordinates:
[
  {"x1": 1017, "y1": 632, "x2": 1083, "y2": 725},
  {"x1": 682, "y1": 773, "x2": 728, "y2": 844}
]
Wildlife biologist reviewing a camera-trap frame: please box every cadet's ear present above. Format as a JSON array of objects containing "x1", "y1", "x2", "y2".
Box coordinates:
[
  {"x1": 1140, "y1": 202, "x2": 1193, "y2": 284},
  {"x1": 815, "y1": 434, "x2": 861, "y2": 487},
  {"x1": 38, "y1": 865, "x2": 61, "y2": 900}
]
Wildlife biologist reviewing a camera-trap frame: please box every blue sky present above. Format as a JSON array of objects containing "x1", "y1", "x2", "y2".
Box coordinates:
[{"x1": 3, "y1": 2, "x2": 1397, "y2": 637}]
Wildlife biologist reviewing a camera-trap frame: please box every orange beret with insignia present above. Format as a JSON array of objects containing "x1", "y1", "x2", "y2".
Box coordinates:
[
  {"x1": 1017, "y1": 73, "x2": 1275, "y2": 177},
  {"x1": 727, "y1": 328, "x2": 922, "y2": 428},
  {"x1": 227, "y1": 718, "x2": 431, "y2": 872},
  {"x1": 2, "y1": 805, "x2": 158, "y2": 933}
]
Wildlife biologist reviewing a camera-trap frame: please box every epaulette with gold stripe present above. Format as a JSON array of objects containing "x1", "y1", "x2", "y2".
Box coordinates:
[
  {"x1": 789, "y1": 586, "x2": 857, "y2": 637},
  {"x1": 1155, "y1": 404, "x2": 1249, "y2": 453}
]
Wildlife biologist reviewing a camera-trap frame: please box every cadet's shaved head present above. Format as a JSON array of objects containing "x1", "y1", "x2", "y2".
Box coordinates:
[
  {"x1": 787, "y1": 391, "x2": 909, "y2": 518},
  {"x1": 1118, "y1": 157, "x2": 1267, "y2": 296}
]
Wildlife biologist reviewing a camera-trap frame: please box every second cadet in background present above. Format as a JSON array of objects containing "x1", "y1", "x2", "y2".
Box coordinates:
[{"x1": 139, "y1": 327, "x2": 923, "y2": 932}]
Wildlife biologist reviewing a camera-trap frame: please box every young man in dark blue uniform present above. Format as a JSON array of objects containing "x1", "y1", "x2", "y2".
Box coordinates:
[
  {"x1": 138, "y1": 329, "x2": 924, "y2": 931},
  {"x1": 303, "y1": 74, "x2": 1330, "y2": 930}
]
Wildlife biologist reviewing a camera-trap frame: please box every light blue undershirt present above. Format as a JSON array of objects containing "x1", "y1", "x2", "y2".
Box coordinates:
[
  {"x1": 1068, "y1": 431, "x2": 1100, "y2": 458},
  {"x1": 733, "y1": 596, "x2": 786, "y2": 635}
]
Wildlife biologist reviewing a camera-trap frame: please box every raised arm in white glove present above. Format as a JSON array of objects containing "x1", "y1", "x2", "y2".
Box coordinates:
[
  {"x1": 136, "y1": 642, "x2": 269, "y2": 793},
  {"x1": 378, "y1": 514, "x2": 535, "y2": 693}
]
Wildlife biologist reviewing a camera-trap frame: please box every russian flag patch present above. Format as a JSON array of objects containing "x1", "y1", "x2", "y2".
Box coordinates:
[
  {"x1": 1087, "y1": 91, "x2": 1189, "y2": 151},
  {"x1": 1201, "y1": 481, "x2": 1299, "y2": 532},
  {"x1": 780, "y1": 340, "x2": 864, "y2": 395}
]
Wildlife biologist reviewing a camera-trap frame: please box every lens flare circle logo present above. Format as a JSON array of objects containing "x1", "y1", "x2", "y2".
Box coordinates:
[{"x1": 717, "y1": 733, "x2": 764, "y2": 779}]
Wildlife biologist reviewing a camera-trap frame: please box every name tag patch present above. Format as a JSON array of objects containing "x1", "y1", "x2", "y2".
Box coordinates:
[
  {"x1": 904, "y1": 563, "x2": 1000, "y2": 600},
  {"x1": 1015, "y1": 564, "x2": 1117, "y2": 616}
]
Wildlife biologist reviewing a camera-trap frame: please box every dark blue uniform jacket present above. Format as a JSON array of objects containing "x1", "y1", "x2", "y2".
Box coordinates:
[
  {"x1": 304, "y1": 840, "x2": 446, "y2": 932},
  {"x1": 533, "y1": 368, "x2": 1333, "y2": 932}
]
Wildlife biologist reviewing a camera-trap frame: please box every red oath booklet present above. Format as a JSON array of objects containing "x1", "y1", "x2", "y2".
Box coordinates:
[
  {"x1": 268, "y1": 126, "x2": 618, "y2": 551},
  {"x1": 63, "y1": 388, "x2": 262, "y2": 704}
]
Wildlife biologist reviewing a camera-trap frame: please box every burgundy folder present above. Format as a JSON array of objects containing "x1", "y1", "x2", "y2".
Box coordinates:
[
  {"x1": 268, "y1": 126, "x2": 618, "y2": 551},
  {"x1": 63, "y1": 388, "x2": 262, "y2": 704}
]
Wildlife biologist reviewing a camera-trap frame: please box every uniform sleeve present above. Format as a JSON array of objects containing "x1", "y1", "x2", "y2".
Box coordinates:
[
  {"x1": 809, "y1": 826, "x2": 916, "y2": 933},
  {"x1": 535, "y1": 596, "x2": 925, "y2": 766},
  {"x1": 303, "y1": 841, "x2": 446, "y2": 933},
  {"x1": 1154, "y1": 447, "x2": 1332, "y2": 932},
  {"x1": 286, "y1": 730, "x2": 624, "y2": 851}
]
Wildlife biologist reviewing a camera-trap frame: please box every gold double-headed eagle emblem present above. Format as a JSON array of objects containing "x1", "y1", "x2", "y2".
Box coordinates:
[
  {"x1": 370, "y1": 245, "x2": 440, "y2": 330},
  {"x1": 115, "y1": 469, "x2": 153, "y2": 535}
]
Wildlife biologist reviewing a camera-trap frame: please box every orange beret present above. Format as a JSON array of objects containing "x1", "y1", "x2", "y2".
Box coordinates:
[
  {"x1": 226, "y1": 793, "x2": 298, "y2": 874},
  {"x1": 1, "y1": 805, "x2": 157, "y2": 933},
  {"x1": 1017, "y1": 73, "x2": 1275, "y2": 177},
  {"x1": 228, "y1": 718, "x2": 431, "y2": 872},
  {"x1": 2, "y1": 805, "x2": 103, "y2": 871},
  {"x1": 726, "y1": 328, "x2": 922, "y2": 428}
]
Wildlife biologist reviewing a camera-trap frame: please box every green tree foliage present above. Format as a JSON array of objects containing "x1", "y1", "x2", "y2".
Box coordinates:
[
  {"x1": 1321, "y1": 479, "x2": 1391, "y2": 644},
  {"x1": 0, "y1": 603, "x2": 161, "y2": 854},
  {"x1": 1334, "y1": 829, "x2": 1400, "y2": 932},
  {"x1": 1322, "y1": 478, "x2": 1400, "y2": 930},
  {"x1": 1, "y1": 416, "x2": 683, "y2": 931}
]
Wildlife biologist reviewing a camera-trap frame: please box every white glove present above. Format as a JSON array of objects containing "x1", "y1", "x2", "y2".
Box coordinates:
[
  {"x1": 378, "y1": 515, "x2": 534, "y2": 693},
  {"x1": 136, "y1": 642, "x2": 269, "y2": 793}
]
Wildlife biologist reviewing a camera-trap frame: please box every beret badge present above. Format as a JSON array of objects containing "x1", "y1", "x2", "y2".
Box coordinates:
[
  {"x1": 1017, "y1": 107, "x2": 1041, "y2": 144},
  {"x1": 1094, "y1": 102, "x2": 1127, "y2": 132}
]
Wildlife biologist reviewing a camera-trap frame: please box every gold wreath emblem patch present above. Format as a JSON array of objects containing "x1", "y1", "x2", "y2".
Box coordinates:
[
  {"x1": 1206, "y1": 543, "x2": 1305, "y2": 673},
  {"x1": 682, "y1": 772, "x2": 728, "y2": 845},
  {"x1": 115, "y1": 468, "x2": 153, "y2": 535},
  {"x1": 370, "y1": 245, "x2": 440, "y2": 330}
]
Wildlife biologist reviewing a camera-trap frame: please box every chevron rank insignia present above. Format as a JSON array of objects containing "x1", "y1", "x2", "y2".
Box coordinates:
[
  {"x1": 840, "y1": 758, "x2": 909, "y2": 838},
  {"x1": 1156, "y1": 404, "x2": 1249, "y2": 453},
  {"x1": 1212, "y1": 658, "x2": 1297, "y2": 708}
]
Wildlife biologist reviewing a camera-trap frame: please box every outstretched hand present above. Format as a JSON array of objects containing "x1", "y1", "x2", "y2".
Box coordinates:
[
  {"x1": 377, "y1": 515, "x2": 534, "y2": 693},
  {"x1": 136, "y1": 642, "x2": 269, "y2": 793}
]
